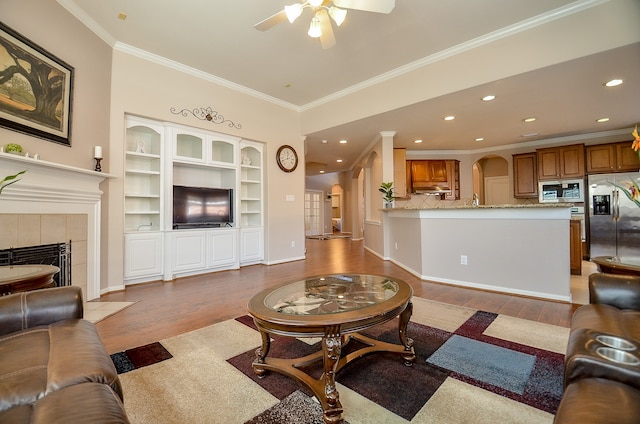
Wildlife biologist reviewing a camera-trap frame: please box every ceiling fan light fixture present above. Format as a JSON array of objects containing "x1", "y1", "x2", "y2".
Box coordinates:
[
  {"x1": 329, "y1": 6, "x2": 347, "y2": 26},
  {"x1": 285, "y1": 3, "x2": 304, "y2": 23},
  {"x1": 308, "y1": 14, "x2": 322, "y2": 38},
  {"x1": 308, "y1": 0, "x2": 324, "y2": 6}
]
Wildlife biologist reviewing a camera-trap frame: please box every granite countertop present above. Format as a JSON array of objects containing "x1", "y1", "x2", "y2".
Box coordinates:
[{"x1": 385, "y1": 203, "x2": 575, "y2": 210}]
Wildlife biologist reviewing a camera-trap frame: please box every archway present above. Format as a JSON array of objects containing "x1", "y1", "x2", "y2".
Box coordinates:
[{"x1": 472, "y1": 155, "x2": 510, "y2": 205}]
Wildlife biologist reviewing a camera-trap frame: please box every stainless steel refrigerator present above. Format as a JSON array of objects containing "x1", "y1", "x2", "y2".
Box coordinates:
[{"x1": 588, "y1": 172, "x2": 640, "y2": 259}]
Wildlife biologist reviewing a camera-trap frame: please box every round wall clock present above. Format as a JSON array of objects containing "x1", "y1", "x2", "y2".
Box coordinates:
[{"x1": 276, "y1": 145, "x2": 298, "y2": 173}]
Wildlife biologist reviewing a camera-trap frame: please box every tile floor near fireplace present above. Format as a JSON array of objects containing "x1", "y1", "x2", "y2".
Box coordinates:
[{"x1": 85, "y1": 301, "x2": 136, "y2": 323}]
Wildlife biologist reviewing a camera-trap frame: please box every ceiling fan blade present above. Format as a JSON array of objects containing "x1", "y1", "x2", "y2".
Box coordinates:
[
  {"x1": 318, "y1": 10, "x2": 336, "y2": 49},
  {"x1": 254, "y1": 9, "x2": 287, "y2": 31},
  {"x1": 333, "y1": 0, "x2": 395, "y2": 14}
]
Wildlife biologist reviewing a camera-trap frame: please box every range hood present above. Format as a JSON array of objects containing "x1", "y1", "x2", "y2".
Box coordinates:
[
  {"x1": 412, "y1": 186, "x2": 452, "y2": 195},
  {"x1": 409, "y1": 160, "x2": 450, "y2": 194}
]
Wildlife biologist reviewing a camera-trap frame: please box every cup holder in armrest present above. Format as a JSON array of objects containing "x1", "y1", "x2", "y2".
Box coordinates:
[
  {"x1": 595, "y1": 347, "x2": 640, "y2": 366},
  {"x1": 595, "y1": 335, "x2": 637, "y2": 351}
]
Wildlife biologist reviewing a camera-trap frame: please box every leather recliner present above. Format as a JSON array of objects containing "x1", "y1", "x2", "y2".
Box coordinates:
[
  {"x1": 564, "y1": 273, "x2": 640, "y2": 389},
  {"x1": 0, "y1": 286, "x2": 129, "y2": 423},
  {"x1": 554, "y1": 273, "x2": 640, "y2": 424}
]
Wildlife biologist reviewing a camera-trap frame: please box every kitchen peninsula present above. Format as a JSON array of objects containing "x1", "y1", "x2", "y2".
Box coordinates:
[{"x1": 383, "y1": 204, "x2": 573, "y2": 302}]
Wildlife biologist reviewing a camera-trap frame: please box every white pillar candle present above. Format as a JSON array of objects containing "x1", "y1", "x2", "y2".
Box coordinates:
[{"x1": 94, "y1": 146, "x2": 103, "y2": 159}]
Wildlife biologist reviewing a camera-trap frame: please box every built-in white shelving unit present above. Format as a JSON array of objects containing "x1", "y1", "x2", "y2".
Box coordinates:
[
  {"x1": 124, "y1": 117, "x2": 163, "y2": 232},
  {"x1": 239, "y1": 141, "x2": 264, "y2": 264},
  {"x1": 123, "y1": 115, "x2": 264, "y2": 283}
]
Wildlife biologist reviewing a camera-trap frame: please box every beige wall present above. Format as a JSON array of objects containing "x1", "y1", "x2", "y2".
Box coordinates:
[
  {"x1": 1, "y1": 1, "x2": 112, "y2": 170},
  {"x1": 386, "y1": 208, "x2": 571, "y2": 301},
  {"x1": 106, "y1": 50, "x2": 306, "y2": 288}
]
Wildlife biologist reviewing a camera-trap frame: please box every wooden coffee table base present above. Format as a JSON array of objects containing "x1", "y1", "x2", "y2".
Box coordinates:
[{"x1": 252, "y1": 302, "x2": 415, "y2": 424}]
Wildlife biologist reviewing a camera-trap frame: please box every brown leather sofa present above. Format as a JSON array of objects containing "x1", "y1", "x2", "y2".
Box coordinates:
[
  {"x1": 554, "y1": 273, "x2": 640, "y2": 424},
  {"x1": 0, "y1": 286, "x2": 129, "y2": 423}
]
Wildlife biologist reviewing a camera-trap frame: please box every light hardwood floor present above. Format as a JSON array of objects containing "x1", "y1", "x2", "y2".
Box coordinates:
[{"x1": 95, "y1": 238, "x2": 583, "y2": 354}]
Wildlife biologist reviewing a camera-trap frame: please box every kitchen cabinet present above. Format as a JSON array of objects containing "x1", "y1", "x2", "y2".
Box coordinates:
[
  {"x1": 585, "y1": 141, "x2": 640, "y2": 173},
  {"x1": 570, "y1": 220, "x2": 582, "y2": 275},
  {"x1": 393, "y1": 148, "x2": 407, "y2": 198},
  {"x1": 615, "y1": 141, "x2": 640, "y2": 171},
  {"x1": 512, "y1": 152, "x2": 538, "y2": 198},
  {"x1": 537, "y1": 144, "x2": 584, "y2": 180},
  {"x1": 440, "y1": 160, "x2": 460, "y2": 200},
  {"x1": 410, "y1": 160, "x2": 448, "y2": 189}
]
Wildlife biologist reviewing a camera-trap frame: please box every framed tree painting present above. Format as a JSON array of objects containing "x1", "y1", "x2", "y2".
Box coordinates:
[{"x1": 0, "y1": 22, "x2": 73, "y2": 146}]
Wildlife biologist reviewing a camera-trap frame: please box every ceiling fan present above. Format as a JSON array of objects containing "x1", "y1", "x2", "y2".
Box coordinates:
[{"x1": 255, "y1": 0, "x2": 395, "y2": 49}]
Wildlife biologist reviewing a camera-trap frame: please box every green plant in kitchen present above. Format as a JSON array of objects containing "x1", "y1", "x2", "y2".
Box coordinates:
[
  {"x1": 0, "y1": 170, "x2": 26, "y2": 195},
  {"x1": 379, "y1": 181, "x2": 395, "y2": 204}
]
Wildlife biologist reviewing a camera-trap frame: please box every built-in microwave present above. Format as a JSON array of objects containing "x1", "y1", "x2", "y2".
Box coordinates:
[{"x1": 538, "y1": 179, "x2": 584, "y2": 203}]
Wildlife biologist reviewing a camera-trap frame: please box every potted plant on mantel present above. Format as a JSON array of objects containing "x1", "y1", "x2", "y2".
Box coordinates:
[{"x1": 379, "y1": 181, "x2": 395, "y2": 209}]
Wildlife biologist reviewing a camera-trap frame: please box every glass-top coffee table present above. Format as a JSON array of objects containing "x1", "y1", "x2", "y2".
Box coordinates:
[{"x1": 247, "y1": 274, "x2": 415, "y2": 424}]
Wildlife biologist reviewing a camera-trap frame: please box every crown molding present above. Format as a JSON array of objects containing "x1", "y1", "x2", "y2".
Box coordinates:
[
  {"x1": 56, "y1": 0, "x2": 117, "y2": 46},
  {"x1": 406, "y1": 127, "x2": 634, "y2": 157},
  {"x1": 301, "y1": 0, "x2": 609, "y2": 111}
]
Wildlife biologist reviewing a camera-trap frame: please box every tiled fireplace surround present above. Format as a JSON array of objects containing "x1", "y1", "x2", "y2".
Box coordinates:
[{"x1": 0, "y1": 153, "x2": 109, "y2": 301}]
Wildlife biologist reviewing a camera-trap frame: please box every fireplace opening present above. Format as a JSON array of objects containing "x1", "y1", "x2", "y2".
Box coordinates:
[{"x1": 0, "y1": 242, "x2": 72, "y2": 287}]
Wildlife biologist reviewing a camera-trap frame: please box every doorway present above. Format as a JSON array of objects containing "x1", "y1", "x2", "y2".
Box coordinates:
[
  {"x1": 473, "y1": 156, "x2": 510, "y2": 205},
  {"x1": 331, "y1": 193, "x2": 342, "y2": 233},
  {"x1": 484, "y1": 176, "x2": 510, "y2": 205},
  {"x1": 304, "y1": 190, "x2": 323, "y2": 236}
]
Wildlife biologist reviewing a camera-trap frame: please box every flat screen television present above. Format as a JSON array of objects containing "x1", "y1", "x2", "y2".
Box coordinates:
[{"x1": 173, "y1": 185, "x2": 233, "y2": 229}]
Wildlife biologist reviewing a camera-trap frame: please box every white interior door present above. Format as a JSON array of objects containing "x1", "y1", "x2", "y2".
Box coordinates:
[
  {"x1": 305, "y1": 190, "x2": 322, "y2": 236},
  {"x1": 484, "y1": 176, "x2": 510, "y2": 205}
]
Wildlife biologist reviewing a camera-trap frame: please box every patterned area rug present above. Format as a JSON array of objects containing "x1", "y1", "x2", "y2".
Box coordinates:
[{"x1": 112, "y1": 297, "x2": 570, "y2": 424}]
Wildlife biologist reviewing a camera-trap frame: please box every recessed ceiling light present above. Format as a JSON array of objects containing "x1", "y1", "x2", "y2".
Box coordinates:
[
  {"x1": 118, "y1": 12, "x2": 127, "y2": 20},
  {"x1": 336, "y1": 159, "x2": 343, "y2": 163},
  {"x1": 596, "y1": 118, "x2": 610, "y2": 123},
  {"x1": 339, "y1": 139, "x2": 347, "y2": 144},
  {"x1": 414, "y1": 139, "x2": 423, "y2": 144},
  {"x1": 605, "y1": 79, "x2": 623, "y2": 87},
  {"x1": 482, "y1": 95, "x2": 495, "y2": 102},
  {"x1": 523, "y1": 117, "x2": 536, "y2": 123},
  {"x1": 319, "y1": 170, "x2": 325, "y2": 173},
  {"x1": 444, "y1": 116, "x2": 455, "y2": 121},
  {"x1": 321, "y1": 139, "x2": 328, "y2": 144},
  {"x1": 475, "y1": 137, "x2": 484, "y2": 142}
]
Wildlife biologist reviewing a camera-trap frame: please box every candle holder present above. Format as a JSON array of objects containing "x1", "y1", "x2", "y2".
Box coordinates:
[{"x1": 94, "y1": 157, "x2": 102, "y2": 172}]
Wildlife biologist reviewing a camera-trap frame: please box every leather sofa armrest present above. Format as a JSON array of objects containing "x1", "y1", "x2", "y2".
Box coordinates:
[
  {"x1": 0, "y1": 286, "x2": 83, "y2": 336},
  {"x1": 589, "y1": 273, "x2": 640, "y2": 310}
]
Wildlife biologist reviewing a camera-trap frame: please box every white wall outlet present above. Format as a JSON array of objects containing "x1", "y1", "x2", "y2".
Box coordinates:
[
  {"x1": 291, "y1": 240, "x2": 295, "y2": 248},
  {"x1": 460, "y1": 255, "x2": 468, "y2": 265},
  {"x1": 395, "y1": 242, "x2": 398, "y2": 250}
]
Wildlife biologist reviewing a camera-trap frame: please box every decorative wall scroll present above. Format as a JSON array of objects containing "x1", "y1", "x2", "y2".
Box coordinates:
[
  {"x1": 0, "y1": 22, "x2": 74, "y2": 146},
  {"x1": 170, "y1": 106, "x2": 242, "y2": 130}
]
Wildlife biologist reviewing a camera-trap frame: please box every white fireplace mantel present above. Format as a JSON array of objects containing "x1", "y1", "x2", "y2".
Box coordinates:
[{"x1": 0, "y1": 152, "x2": 113, "y2": 300}]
